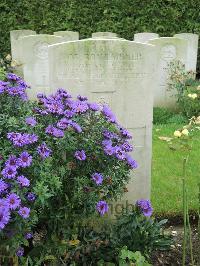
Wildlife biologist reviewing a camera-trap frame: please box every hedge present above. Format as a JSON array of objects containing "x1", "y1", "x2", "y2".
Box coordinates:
[{"x1": 0, "y1": 0, "x2": 199, "y2": 73}]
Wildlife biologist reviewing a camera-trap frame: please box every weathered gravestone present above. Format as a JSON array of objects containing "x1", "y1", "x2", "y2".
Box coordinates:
[
  {"x1": 149, "y1": 37, "x2": 188, "y2": 108},
  {"x1": 174, "y1": 33, "x2": 199, "y2": 73},
  {"x1": 54, "y1": 31, "x2": 79, "y2": 41},
  {"x1": 134, "y1": 32, "x2": 159, "y2": 43},
  {"x1": 19, "y1": 34, "x2": 63, "y2": 99},
  {"x1": 92, "y1": 32, "x2": 118, "y2": 39},
  {"x1": 48, "y1": 39, "x2": 158, "y2": 203},
  {"x1": 10, "y1": 30, "x2": 36, "y2": 76}
]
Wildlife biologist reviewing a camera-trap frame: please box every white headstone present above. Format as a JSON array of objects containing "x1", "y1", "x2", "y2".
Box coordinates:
[
  {"x1": 149, "y1": 37, "x2": 188, "y2": 107},
  {"x1": 48, "y1": 39, "x2": 158, "y2": 203},
  {"x1": 174, "y1": 33, "x2": 199, "y2": 73},
  {"x1": 134, "y1": 32, "x2": 159, "y2": 43},
  {"x1": 92, "y1": 32, "x2": 118, "y2": 39},
  {"x1": 54, "y1": 31, "x2": 79, "y2": 41},
  {"x1": 10, "y1": 30, "x2": 36, "y2": 76},
  {"x1": 19, "y1": 34, "x2": 63, "y2": 99}
]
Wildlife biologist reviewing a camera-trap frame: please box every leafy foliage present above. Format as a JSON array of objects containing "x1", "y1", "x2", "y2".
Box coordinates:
[
  {"x1": 0, "y1": 0, "x2": 200, "y2": 73},
  {"x1": 113, "y1": 209, "x2": 172, "y2": 257},
  {"x1": 169, "y1": 61, "x2": 200, "y2": 118}
]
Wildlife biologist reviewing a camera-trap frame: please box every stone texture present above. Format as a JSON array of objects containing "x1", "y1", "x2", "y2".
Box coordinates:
[
  {"x1": 19, "y1": 34, "x2": 63, "y2": 99},
  {"x1": 54, "y1": 31, "x2": 79, "y2": 41},
  {"x1": 48, "y1": 39, "x2": 158, "y2": 203},
  {"x1": 134, "y1": 32, "x2": 159, "y2": 43},
  {"x1": 149, "y1": 37, "x2": 188, "y2": 108},
  {"x1": 10, "y1": 30, "x2": 36, "y2": 76},
  {"x1": 92, "y1": 32, "x2": 118, "y2": 39},
  {"x1": 174, "y1": 33, "x2": 199, "y2": 73}
]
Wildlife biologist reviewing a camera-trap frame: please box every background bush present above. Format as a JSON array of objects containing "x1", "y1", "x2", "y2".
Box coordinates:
[{"x1": 0, "y1": 0, "x2": 199, "y2": 74}]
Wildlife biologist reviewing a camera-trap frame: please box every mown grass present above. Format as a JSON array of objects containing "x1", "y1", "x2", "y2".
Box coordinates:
[{"x1": 152, "y1": 123, "x2": 200, "y2": 216}]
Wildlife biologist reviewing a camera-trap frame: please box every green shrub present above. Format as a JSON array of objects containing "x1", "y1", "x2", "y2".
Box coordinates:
[
  {"x1": 0, "y1": 0, "x2": 200, "y2": 73},
  {"x1": 169, "y1": 61, "x2": 200, "y2": 118},
  {"x1": 153, "y1": 107, "x2": 174, "y2": 124}
]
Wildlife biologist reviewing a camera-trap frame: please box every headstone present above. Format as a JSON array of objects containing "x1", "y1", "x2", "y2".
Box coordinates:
[
  {"x1": 149, "y1": 37, "x2": 188, "y2": 107},
  {"x1": 174, "y1": 33, "x2": 199, "y2": 73},
  {"x1": 10, "y1": 30, "x2": 36, "y2": 76},
  {"x1": 134, "y1": 32, "x2": 159, "y2": 43},
  {"x1": 48, "y1": 39, "x2": 158, "y2": 203},
  {"x1": 92, "y1": 32, "x2": 118, "y2": 39},
  {"x1": 54, "y1": 31, "x2": 79, "y2": 41},
  {"x1": 19, "y1": 34, "x2": 63, "y2": 99}
]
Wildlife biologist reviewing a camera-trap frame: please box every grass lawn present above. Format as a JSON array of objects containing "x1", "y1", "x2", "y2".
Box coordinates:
[{"x1": 151, "y1": 123, "x2": 200, "y2": 216}]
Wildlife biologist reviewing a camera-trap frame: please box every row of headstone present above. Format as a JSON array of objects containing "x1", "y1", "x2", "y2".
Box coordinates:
[
  {"x1": 8, "y1": 30, "x2": 199, "y2": 203},
  {"x1": 9, "y1": 30, "x2": 158, "y2": 203},
  {"x1": 134, "y1": 32, "x2": 199, "y2": 107}
]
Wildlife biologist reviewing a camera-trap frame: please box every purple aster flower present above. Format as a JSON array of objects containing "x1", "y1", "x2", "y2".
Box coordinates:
[
  {"x1": 102, "y1": 139, "x2": 112, "y2": 147},
  {"x1": 7, "y1": 73, "x2": 21, "y2": 81},
  {"x1": 17, "y1": 175, "x2": 30, "y2": 187},
  {"x1": 63, "y1": 110, "x2": 75, "y2": 118},
  {"x1": 17, "y1": 151, "x2": 32, "y2": 168},
  {"x1": 96, "y1": 200, "x2": 109, "y2": 216},
  {"x1": 18, "y1": 207, "x2": 30, "y2": 219},
  {"x1": 57, "y1": 118, "x2": 71, "y2": 129},
  {"x1": 17, "y1": 79, "x2": 29, "y2": 89},
  {"x1": 71, "y1": 101, "x2": 89, "y2": 113},
  {"x1": 91, "y1": 173, "x2": 103, "y2": 185},
  {"x1": 102, "y1": 105, "x2": 117, "y2": 123},
  {"x1": 45, "y1": 125, "x2": 55, "y2": 135},
  {"x1": 26, "y1": 192, "x2": 36, "y2": 202},
  {"x1": 45, "y1": 100, "x2": 64, "y2": 115},
  {"x1": 103, "y1": 145, "x2": 115, "y2": 156},
  {"x1": 5, "y1": 155, "x2": 18, "y2": 168},
  {"x1": 121, "y1": 141, "x2": 133, "y2": 152},
  {"x1": 77, "y1": 95, "x2": 88, "y2": 101},
  {"x1": 25, "y1": 117, "x2": 37, "y2": 126},
  {"x1": 1, "y1": 166, "x2": 17, "y2": 179},
  {"x1": 52, "y1": 128, "x2": 64, "y2": 138},
  {"x1": 0, "y1": 85, "x2": 5, "y2": 94},
  {"x1": 6, "y1": 193, "x2": 21, "y2": 210},
  {"x1": 120, "y1": 128, "x2": 132, "y2": 139},
  {"x1": 16, "y1": 247, "x2": 24, "y2": 257},
  {"x1": 114, "y1": 146, "x2": 126, "y2": 160},
  {"x1": 37, "y1": 143, "x2": 52, "y2": 159},
  {"x1": 74, "y1": 150, "x2": 86, "y2": 161},
  {"x1": 126, "y1": 155, "x2": 138, "y2": 169},
  {"x1": 56, "y1": 88, "x2": 72, "y2": 98},
  {"x1": 0, "y1": 199, "x2": 7, "y2": 208},
  {"x1": 7, "y1": 86, "x2": 25, "y2": 96},
  {"x1": 136, "y1": 199, "x2": 153, "y2": 217},
  {"x1": 88, "y1": 102, "x2": 100, "y2": 111},
  {"x1": 70, "y1": 122, "x2": 82, "y2": 133},
  {"x1": 0, "y1": 179, "x2": 8, "y2": 194},
  {"x1": 26, "y1": 133, "x2": 38, "y2": 144},
  {"x1": 103, "y1": 130, "x2": 119, "y2": 140},
  {"x1": 25, "y1": 232, "x2": 33, "y2": 239},
  {"x1": 0, "y1": 206, "x2": 10, "y2": 229}
]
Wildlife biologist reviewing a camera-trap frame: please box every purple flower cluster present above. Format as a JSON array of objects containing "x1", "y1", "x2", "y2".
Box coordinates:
[
  {"x1": 7, "y1": 132, "x2": 38, "y2": 147},
  {"x1": 136, "y1": 199, "x2": 153, "y2": 217},
  {"x1": 102, "y1": 105, "x2": 117, "y2": 123},
  {"x1": 45, "y1": 125, "x2": 64, "y2": 138},
  {"x1": 74, "y1": 150, "x2": 86, "y2": 161},
  {"x1": 25, "y1": 117, "x2": 37, "y2": 127},
  {"x1": 0, "y1": 73, "x2": 29, "y2": 101}
]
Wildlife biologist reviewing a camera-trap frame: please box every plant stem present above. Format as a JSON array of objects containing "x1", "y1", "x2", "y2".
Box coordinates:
[
  {"x1": 182, "y1": 157, "x2": 188, "y2": 266},
  {"x1": 186, "y1": 189, "x2": 194, "y2": 265}
]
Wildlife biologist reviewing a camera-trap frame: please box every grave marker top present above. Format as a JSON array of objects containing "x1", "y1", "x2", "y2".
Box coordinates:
[
  {"x1": 54, "y1": 31, "x2": 79, "y2": 41},
  {"x1": 19, "y1": 34, "x2": 63, "y2": 98},
  {"x1": 92, "y1": 32, "x2": 118, "y2": 38},
  {"x1": 149, "y1": 37, "x2": 188, "y2": 107},
  {"x1": 134, "y1": 32, "x2": 159, "y2": 43},
  {"x1": 174, "y1": 33, "x2": 199, "y2": 73}
]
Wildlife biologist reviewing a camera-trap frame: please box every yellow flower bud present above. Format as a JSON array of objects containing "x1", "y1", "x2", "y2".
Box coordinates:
[
  {"x1": 174, "y1": 130, "x2": 182, "y2": 137},
  {"x1": 182, "y1": 129, "x2": 189, "y2": 136}
]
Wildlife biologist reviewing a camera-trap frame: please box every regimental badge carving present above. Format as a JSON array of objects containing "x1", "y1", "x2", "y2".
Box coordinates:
[
  {"x1": 34, "y1": 42, "x2": 49, "y2": 59},
  {"x1": 161, "y1": 45, "x2": 176, "y2": 61}
]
